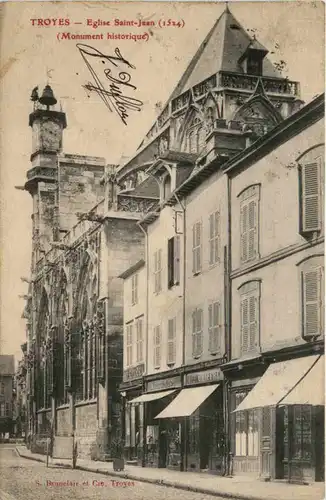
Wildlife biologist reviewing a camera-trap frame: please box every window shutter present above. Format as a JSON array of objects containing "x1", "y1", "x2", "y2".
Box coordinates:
[
  {"x1": 168, "y1": 238, "x2": 174, "y2": 287},
  {"x1": 197, "y1": 309, "x2": 203, "y2": 356},
  {"x1": 134, "y1": 274, "x2": 138, "y2": 304},
  {"x1": 209, "y1": 214, "x2": 214, "y2": 265},
  {"x1": 303, "y1": 268, "x2": 322, "y2": 337},
  {"x1": 302, "y1": 162, "x2": 321, "y2": 232},
  {"x1": 154, "y1": 326, "x2": 161, "y2": 368},
  {"x1": 192, "y1": 311, "x2": 197, "y2": 357},
  {"x1": 249, "y1": 295, "x2": 257, "y2": 350},
  {"x1": 240, "y1": 204, "x2": 248, "y2": 263},
  {"x1": 154, "y1": 252, "x2": 158, "y2": 293},
  {"x1": 208, "y1": 304, "x2": 213, "y2": 351},
  {"x1": 241, "y1": 298, "x2": 249, "y2": 353},
  {"x1": 167, "y1": 318, "x2": 176, "y2": 364},
  {"x1": 195, "y1": 222, "x2": 202, "y2": 273},
  {"x1": 215, "y1": 211, "x2": 220, "y2": 262},
  {"x1": 174, "y1": 236, "x2": 180, "y2": 285},
  {"x1": 213, "y1": 301, "x2": 221, "y2": 353},
  {"x1": 158, "y1": 249, "x2": 162, "y2": 292},
  {"x1": 248, "y1": 200, "x2": 257, "y2": 260},
  {"x1": 192, "y1": 225, "x2": 196, "y2": 273},
  {"x1": 136, "y1": 319, "x2": 143, "y2": 363},
  {"x1": 194, "y1": 309, "x2": 203, "y2": 357}
]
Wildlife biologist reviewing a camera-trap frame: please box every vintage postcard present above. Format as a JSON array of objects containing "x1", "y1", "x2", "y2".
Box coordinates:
[{"x1": 0, "y1": 1, "x2": 324, "y2": 499}]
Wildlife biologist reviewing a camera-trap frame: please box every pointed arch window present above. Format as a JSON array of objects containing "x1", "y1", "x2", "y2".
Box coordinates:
[{"x1": 185, "y1": 116, "x2": 205, "y2": 154}]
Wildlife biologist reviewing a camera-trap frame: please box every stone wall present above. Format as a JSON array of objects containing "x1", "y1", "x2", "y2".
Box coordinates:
[
  {"x1": 75, "y1": 402, "x2": 98, "y2": 459},
  {"x1": 56, "y1": 406, "x2": 71, "y2": 436}
]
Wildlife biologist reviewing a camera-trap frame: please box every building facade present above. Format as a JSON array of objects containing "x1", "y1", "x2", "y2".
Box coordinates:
[
  {"x1": 21, "y1": 85, "x2": 157, "y2": 459},
  {"x1": 20, "y1": 5, "x2": 324, "y2": 479},
  {"x1": 0, "y1": 355, "x2": 15, "y2": 437},
  {"x1": 118, "y1": 6, "x2": 324, "y2": 482}
]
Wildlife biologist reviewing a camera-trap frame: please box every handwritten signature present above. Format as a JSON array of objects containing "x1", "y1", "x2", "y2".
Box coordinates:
[{"x1": 77, "y1": 44, "x2": 143, "y2": 125}]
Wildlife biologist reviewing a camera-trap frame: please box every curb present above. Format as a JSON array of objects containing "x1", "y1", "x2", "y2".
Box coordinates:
[{"x1": 13, "y1": 448, "x2": 295, "y2": 500}]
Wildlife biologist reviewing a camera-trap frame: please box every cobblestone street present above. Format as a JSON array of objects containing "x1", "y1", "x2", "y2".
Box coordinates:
[{"x1": 0, "y1": 446, "x2": 231, "y2": 500}]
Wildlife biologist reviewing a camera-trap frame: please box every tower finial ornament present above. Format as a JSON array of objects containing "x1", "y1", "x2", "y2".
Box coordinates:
[{"x1": 39, "y1": 84, "x2": 57, "y2": 110}]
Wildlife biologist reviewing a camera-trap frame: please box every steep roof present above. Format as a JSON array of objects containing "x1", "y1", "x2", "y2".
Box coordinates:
[
  {"x1": 0, "y1": 355, "x2": 15, "y2": 375},
  {"x1": 171, "y1": 6, "x2": 279, "y2": 99}
]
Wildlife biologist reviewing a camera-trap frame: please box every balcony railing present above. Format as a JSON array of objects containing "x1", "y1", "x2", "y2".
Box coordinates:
[{"x1": 219, "y1": 71, "x2": 300, "y2": 96}]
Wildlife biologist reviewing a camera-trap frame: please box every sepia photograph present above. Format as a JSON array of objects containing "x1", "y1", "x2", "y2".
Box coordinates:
[{"x1": 0, "y1": 1, "x2": 324, "y2": 499}]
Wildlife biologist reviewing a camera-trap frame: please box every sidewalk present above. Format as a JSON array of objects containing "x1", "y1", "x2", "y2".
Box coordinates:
[{"x1": 16, "y1": 446, "x2": 324, "y2": 500}]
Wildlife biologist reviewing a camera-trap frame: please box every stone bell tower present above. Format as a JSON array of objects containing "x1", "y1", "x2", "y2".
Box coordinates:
[{"x1": 25, "y1": 85, "x2": 67, "y2": 270}]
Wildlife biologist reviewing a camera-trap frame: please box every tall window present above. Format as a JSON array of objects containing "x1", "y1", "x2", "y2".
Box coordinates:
[
  {"x1": 300, "y1": 160, "x2": 322, "y2": 233},
  {"x1": 299, "y1": 256, "x2": 324, "y2": 339},
  {"x1": 126, "y1": 323, "x2": 133, "y2": 367},
  {"x1": 136, "y1": 317, "x2": 144, "y2": 363},
  {"x1": 168, "y1": 236, "x2": 180, "y2": 288},
  {"x1": 208, "y1": 301, "x2": 222, "y2": 355},
  {"x1": 239, "y1": 281, "x2": 260, "y2": 355},
  {"x1": 167, "y1": 317, "x2": 176, "y2": 365},
  {"x1": 0, "y1": 403, "x2": 4, "y2": 416},
  {"x1": 154, "y1": 249, "x2": 162, "y2": 294},
  {"x1": 239, "y1": 185, "x2": 260, "y2": 264},
  {"x1": 185, "y1": 117, "x2": 205, "y2": 154},
  {"x1": 153, "y1": 325, "x2": 161, "y2": 369},
  {"x1": 192, "y1": 221, "x2": 202, "y2": 274},
  {"x1": 131, "y1": 273, "x2": 138, "y2": 306},
  {"x1": 232, "y1": 389, "x2": 259, "y2": 457},
  {"x1": 209, "y1": 211, "x2": 220, "y2": 266},
  {"x1": 192, "y1": 308, "x2": 203, "y2": 358},
  {"x1": 0, "y1": 381, "x2": 4, "y2": 396}
]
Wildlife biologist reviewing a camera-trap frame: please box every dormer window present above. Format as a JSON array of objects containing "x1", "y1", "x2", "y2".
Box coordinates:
[
  {"x1": 239, "y1": 39, "x2": 268, "y2": 77},
  {"x1": 247, "y1": 54, "x2": 263, "y2": 76}
]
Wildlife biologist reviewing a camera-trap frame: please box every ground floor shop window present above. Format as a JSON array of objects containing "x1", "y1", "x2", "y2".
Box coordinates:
[
  {"x1": 283, "y1": 405, "x2": 312, "y2": 462},
  {"x1": 232, "y1": 389, "x2": 259, "y2": 457}
]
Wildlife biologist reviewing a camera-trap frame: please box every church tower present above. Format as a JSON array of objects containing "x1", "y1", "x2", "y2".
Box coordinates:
[{"x1": 25, "y1": 85, "x2": 67, "y2": 271}]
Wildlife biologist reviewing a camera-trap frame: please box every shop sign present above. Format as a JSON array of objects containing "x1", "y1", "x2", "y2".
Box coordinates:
[
  {"x1": 123, "y1": 363, "x2": 145, "y2": 382},
  {"x1": 146, "y1": 375, "x2": 181, "y2": 393},
  {"x1": 184, "y1": 368, "x2": 223, "y2": 386}
]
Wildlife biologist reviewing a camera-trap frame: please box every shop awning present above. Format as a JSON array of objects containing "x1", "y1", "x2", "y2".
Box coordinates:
[
  {"x1": 234, "y1": 355, "x2": 320, "y2": 412},
  {"x1": 129, "y1": 390, "x2": 176, "y2": 404},
  {"x1": 279, "y1": 355, "x2": 324, "y2": 406},
  {"x1": 154, "y1": 384, "x2": 219, "y2": 419}
]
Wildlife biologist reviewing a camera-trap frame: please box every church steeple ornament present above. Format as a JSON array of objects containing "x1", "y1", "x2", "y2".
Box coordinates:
[{"x1": 39, "y1": 84, "x2": 57, "y2": 110}]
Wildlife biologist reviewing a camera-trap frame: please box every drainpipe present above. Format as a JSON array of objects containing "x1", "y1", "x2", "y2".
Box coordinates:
[
  {"x1": 137, "y1": 220, "x2": 149, "y2": 467},
  {"x1": 173, "y1": 192, "x2": 186, "y2": 368},
  {"x1": 173, "y1": 192, "x2": 186, "y2": 471},
  {"x1": 224, "y1": 174, "x2": 232, "y2": 475}
]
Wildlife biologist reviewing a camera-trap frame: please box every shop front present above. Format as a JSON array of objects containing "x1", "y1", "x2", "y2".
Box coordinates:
[
  {"x1": 232, "y1": 354, "x2": 324, "y2": 483},
  {"x1": 130, "y1": 374, "x2": 182, "y2": 469},
  {"x1": 155, "y1": 368, "x2": 224, "y2": 474},
  {"x1": 120, "y1": 364, "x2": 144, "y2": 463}
]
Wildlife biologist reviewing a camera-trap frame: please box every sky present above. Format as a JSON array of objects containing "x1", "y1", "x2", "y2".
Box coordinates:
[{"x1": 0, "y1": 1, "x2": 324, "y2": 363}]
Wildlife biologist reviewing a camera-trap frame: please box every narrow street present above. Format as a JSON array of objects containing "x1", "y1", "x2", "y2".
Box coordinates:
[{"x1": 0, "y1": 445, "x2": 231, "y2": 500}]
